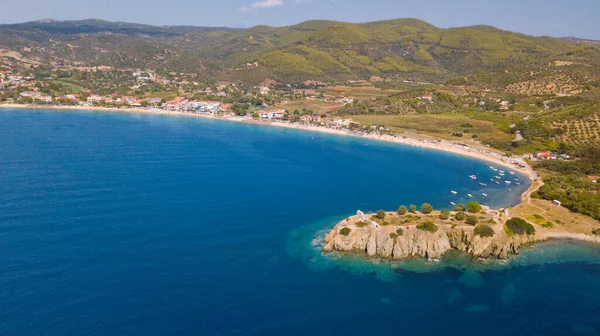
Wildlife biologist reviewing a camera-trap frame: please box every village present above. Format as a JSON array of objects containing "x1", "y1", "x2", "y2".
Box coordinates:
[{"x1": 0, "y1": 65, "x2": 590, "y2": 172}]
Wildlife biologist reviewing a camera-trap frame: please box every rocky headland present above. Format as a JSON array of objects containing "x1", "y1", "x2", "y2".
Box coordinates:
[{"x1": 322, "y1": 204, "x2": 600, "y2": 261}]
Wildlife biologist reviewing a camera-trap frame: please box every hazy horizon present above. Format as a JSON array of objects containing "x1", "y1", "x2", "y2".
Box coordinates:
[{"x1": 0, "y1": 0, "x2": 599, "y2": 40}]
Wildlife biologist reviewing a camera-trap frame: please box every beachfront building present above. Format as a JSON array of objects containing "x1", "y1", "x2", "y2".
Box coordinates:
[
  {"x1": 165, "y1": 97, "x2": 188, "y2": 110},
  {"x1": 258, "y1": 109, "x2": 287, "y2": 120},
  {"x1": 186, "y1": 101, "x2": 221, "y2": 114},
  {"x1": 87, "y1": 95, "x2": 106, "y2": 104}
]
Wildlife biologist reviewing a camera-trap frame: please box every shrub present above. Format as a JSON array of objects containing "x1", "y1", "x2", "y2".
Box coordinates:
[
  {"x1": 439, "y1": 209, "x2": 450, "y2": 220},
  {"x1": 541, "y1": 221, "x2": 554, "y2": 228},
  {"x1": 376, "y1": 210, "x2": 386, "y2": 219},
  {"x1": 454, "y1": 204, "x2": 465, "y2": 211},
  {"x1": 397, "y1": 205, "x2": 408, "y2": 215},
  {"x1": 396, "y1": 228, "x2": 404, "y2": 236},
  {"x1": 592, "y1": 228, "x2": 600, "y2": 235},
  {"x1": 466, "y1": 215, "x2": 479, "y2": 225},
  {"x1": 421, "y1": 203, "x2": 433, "y2": 214},
  {"x1": 409, "y1": 204, "x2": 417, "y2": 213},
  {"x1": 417, "y1": 221, "x2": 438, "y2": 233},
  {"x1": 506, "y1": 218, "x2": 536, "y2": 235},
  {"x1": 455, "y1": 211, "x2": 467, "y2": 221},
  {"x1": 382, "y1": 221, "x2": 390, "y2": 226},
  {"x1": 467, "y1": 201, "x2": 483, "y2": 213},
  {"x1": 340, "y1": 227, "x2": 351, "y2": 236},
  {"x1": 356, "y1": 221, "x2": 367, "y2": 228},
  {"x1": 389, "y1": 232, "x2": 398, "y2": 239},
  {"x1": 474, "y1": 224, "x2": 495, "y2": 238}
]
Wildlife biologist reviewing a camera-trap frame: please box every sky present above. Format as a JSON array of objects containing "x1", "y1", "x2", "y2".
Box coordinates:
[{"x1": 0, "y1": 0, "x2": 599, "y2": 39}]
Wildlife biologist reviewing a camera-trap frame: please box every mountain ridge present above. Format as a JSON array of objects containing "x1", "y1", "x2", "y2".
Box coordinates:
[{"x1": 1, "y1": 18, "x2": 599, "y2": 87}]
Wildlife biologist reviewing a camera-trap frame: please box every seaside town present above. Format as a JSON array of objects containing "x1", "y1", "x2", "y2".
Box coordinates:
[{"x1": 0, "y1": 66, "x2": 580, "y2": 170}]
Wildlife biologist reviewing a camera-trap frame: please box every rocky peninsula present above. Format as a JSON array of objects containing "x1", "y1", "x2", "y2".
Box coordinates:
[{"x1": 323, "y1": 202, "x2": 600, "y2": 261}]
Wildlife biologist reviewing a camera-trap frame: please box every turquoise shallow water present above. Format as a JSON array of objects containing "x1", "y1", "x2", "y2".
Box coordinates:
[{"x1": 1, "y1": 109, "x2": 599, "y2": 335}]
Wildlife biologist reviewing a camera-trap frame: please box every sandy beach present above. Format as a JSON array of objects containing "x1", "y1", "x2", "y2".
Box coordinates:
[{"x1": 1, "y1": 103, "x2": 539, "y2": 184}]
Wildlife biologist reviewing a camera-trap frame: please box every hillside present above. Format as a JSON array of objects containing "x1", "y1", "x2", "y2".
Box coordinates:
[{"x1": 1, "y1": 18, "x2": 600, "y2": 88}]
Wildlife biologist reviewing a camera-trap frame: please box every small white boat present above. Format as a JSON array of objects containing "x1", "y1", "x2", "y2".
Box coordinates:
[
  {"x1": 451, "y1": 191, "x2": 458, "y2": 195},
  {"x1": 499, "y1": 170, "x2": 505, "y2": 173},
  {"x1": 509, "y1": 172, "x2": 515, "y2": 175},
  {"x1": 499, "y1": 173, "x2": 505, "y2": 177},
  {"x1": 507, "y1": 188, "x2": 512, "y2": 191},
  {"x1": 482, "y1": 193, "x2": 488, "y2": 197},
  {"x1": 515, "y1": 182, "x2": 521, "y2": 185},
  {"x1": 467, "y1": 194, "x2": 473, "y2": 198},
  {"x1": 450, "y1": 202, "x2": 456, "y2": 206},
  {"x1": 479, "y1": 182, "x2": 487, "y2": 186},
  {"x1": 495, "y1": 181, "x2": 500, "y2": 185},
  {"x1": 505, "y1": 181, "x2": 512, "y2": 184},
  {"x1": 494, "y1": 176, "x2": 501, "y2": 179},
  {"x1": 469, "y1": 175, "x2": 477, "y2": 180}
]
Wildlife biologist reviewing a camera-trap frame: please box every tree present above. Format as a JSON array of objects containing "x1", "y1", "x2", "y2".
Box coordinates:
[
  {"x1": 454, "y1": 204, "x2": 465, "y2": 211},
  {"x1": 421, "y1": 203, "x2": 433, "y2": 214},
  {"x1": 474, "y1": 225, "x2": 495, "y2": 238},
  {"x1": 397, "y1": 205, "x2": 408, "y2": 215},
  {"x1": 455, "y1": 211, "x2": 467, "y2": 221},
  {"x1": 340, "y1": 227, "x2": 351, "y2": 236},
  {"x1": 396, "y1": 228, "x2": 404, "y2": 236},
  {"x1": 376, "y1": 210, "x2": 386, "y2": 219},
  {"x1": 466, "y1": 215, "x2": 479, "y2": 225},
  {"x1": 439, "y1": 209, "x2": 450, "y2": 220},
  {"x1": 506, "y1": 218, "x2": 535, "y2": 235},
  {"x1": 417, "y1": 221, "x2": 438, "y2": 233},
  {"x1": 409, "y1": 204, "x2": 417, "y2": 213},
  {"x1": 467, "y1": 201, "x2": 483, "y2": 213}
]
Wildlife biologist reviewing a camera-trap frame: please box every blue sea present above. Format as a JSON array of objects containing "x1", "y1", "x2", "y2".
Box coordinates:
[{"x1": 1, "y1": 109, "x2": 599, "y2": 336}]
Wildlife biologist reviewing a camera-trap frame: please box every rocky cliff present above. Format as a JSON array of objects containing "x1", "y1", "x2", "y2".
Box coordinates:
[{"x1": 322, "y1": 211, "x2": 538, "y2": 260}]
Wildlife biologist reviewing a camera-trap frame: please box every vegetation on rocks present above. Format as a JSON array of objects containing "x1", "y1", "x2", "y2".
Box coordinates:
[
  {"x1": 421, "y1": 203, "x2": 433, "y2": 214},
  {"x1": 439, "y1": 209, "x2": 450, "y2": 220},
  {"x1": 466, "y1": 215, "x2": 480, "y2": 226},
  {"x1": 455, "y1": 211, "x2": 467, "y2": 221},
  {"x1": 340, "y1": 227, "x2": 352, "y2": 236},
  {"x1": 506, "y1": 218, "x2": 536, "y2": 235},
  {"x1": 474, "y1": 224, "x2": 495, "y2": 238},
  {"x1": 397, "y1": 205, "x2": 408, "y2": 215},
  {"x1": 467, "y1": 201, "x2": 483, "y2": 213},
  {"x1": 417, "y1": 221, "x2": 438, "y2": 233}
]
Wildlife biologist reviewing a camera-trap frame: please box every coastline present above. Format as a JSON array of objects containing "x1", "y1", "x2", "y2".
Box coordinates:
[
  {"x1": 3, "y1": 104, "x2": 597, "y2": 254},
  {"x1": 0, "y1": 103, "x2": 539, "y2": 189}
]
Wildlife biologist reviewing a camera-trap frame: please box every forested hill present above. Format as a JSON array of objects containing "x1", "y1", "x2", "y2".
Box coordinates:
[{"x1": 1, "y1": 18, "x2": 599, "y2": 87}]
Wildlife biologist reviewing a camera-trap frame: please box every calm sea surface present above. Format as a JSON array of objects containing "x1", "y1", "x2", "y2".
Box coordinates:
[{"x1": 1, "y1": 109, "x2": 599, "y2": 335}]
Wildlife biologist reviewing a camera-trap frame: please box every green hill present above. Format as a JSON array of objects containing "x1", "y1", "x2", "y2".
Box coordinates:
[{"x1": 1, "y1": 18, "x2": 599, "y2": 86}]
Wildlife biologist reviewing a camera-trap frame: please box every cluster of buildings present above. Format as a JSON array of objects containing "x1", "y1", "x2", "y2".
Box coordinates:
[
  {"x1": 19, "y1": 91, "x2": 53, "y2": 103},
  {"x1": 164, "y1": 97, "x2": 221, "y2": 114},
  {"x1": 522, "y1": 151, "x2": 573, "y2": 160}
]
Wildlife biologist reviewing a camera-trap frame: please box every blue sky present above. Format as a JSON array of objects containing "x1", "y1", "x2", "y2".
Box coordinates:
[{"x1": 0, "y1": 0, "x2": 599, "y2": 39}]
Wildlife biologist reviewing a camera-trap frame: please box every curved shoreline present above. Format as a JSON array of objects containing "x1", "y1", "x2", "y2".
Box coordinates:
[
  {"x1": 2, "y1": 104, "x2": 597, "y2": 257},
  {"x1": 0, "y1": 104, "x2": 539, "y2": 192}
]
